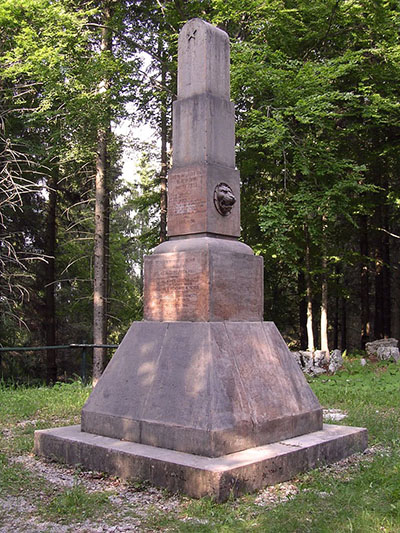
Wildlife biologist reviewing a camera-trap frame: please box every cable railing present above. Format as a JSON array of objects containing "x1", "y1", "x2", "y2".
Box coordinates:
[{"x1": 0, "y1": 343, "x2": 119, "y2": 383}]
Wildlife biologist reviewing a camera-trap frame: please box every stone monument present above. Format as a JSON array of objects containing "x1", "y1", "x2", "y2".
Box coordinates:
[{"x1": 35, "y1": 19, "x2": 367, "y2": 501}]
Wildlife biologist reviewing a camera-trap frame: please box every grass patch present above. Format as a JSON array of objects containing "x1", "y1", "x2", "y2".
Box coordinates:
[
  {"x1": 41, "y1": 483, "x2": 112, "y2": 523},
  {"x1": 0, "y1": 380, "x2": 91, "y2": 426},
  {"x1": 0, "y1": 381, "x2": 91, "y2": 456}
]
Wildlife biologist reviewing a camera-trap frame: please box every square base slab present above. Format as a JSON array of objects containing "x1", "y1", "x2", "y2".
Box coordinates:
[{"x1": 35, "y1": 424, "x2": 367, "y2": 501}]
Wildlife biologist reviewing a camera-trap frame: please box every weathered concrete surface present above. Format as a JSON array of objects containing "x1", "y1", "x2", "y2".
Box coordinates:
[
  {"x1": 81, "y1": 321, "x2": 323, "y2": 457},
  {"x1": 167, "y1": 164, "x2": 240, "y2": 238},
  {"x1": 144, "y1": 238, "x2": 262, "y2": 321},
  {"x1": 34, "y1": 424, "x2": 368, "y2": 501}
]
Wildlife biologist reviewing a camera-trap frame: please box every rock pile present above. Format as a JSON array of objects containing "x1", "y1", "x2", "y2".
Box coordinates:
[
  {"x1": 291, "y1": 349, "x2": 343, "y2": 376},
  {"x1": 365, "y1": 338, "x2": 399, "y2": 362},
  {"x1": 292, "y1": 337, "x2": 399, "y2": 375}
]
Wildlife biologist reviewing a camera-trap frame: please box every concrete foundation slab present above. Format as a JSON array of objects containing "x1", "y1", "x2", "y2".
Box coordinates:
[{"x1": 34, "y1": 424, "x2": 368, "y2": 502}]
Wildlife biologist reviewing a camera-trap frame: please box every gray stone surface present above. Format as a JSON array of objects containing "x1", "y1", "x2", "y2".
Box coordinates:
[
  {"x1": 172, "y1": 96, "x2": 236, "y2": 168},
  {"x1": 329, "y1": 349, "x2": 344, "y2": 373},
  {"x1": 81, "y1": 321, "x2": 322, "y2": 457},
  {"x1": 177, "y1": 19, "x2": 230, "y2": 101},
  {"x1": 34, "y1": 424, "x2": 368, "y2": 502},
  {"x1": 168, "y1": 19, "x2": 239, "y2": 239},
  {"x1": 377, "y1": 346, "x2": 400, "y2": 362}
]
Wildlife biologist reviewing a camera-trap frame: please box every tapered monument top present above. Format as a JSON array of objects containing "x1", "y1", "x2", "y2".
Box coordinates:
[
  {"x1": 169, "y1": 18, "x2": 239, "y2": 238},
  {"x1": 178, "y1": 18, "x2": 230, "y2": 100}
]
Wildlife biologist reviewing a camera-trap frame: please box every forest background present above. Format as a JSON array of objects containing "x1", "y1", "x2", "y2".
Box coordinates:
[{"x1": 1, "y1": 0, "x2": 399, "y2": 383}]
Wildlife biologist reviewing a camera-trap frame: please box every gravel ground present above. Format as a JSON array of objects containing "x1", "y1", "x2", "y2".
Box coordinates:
[{"x1": 0, "y1": 439, "x2": 384, "y2": 532}]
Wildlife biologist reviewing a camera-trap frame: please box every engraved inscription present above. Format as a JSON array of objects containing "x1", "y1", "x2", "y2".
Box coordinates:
[
  {"x1": 169, "y1": 169, "x2": 206, "y2": 217},
  {"x1": 168, "y1": 168, "x2": 207, "y2": 235},
  {"x1": 187, "y1": 28, "x2": 197, "y2": 41},
  {"x1": 145, "y1": 252, "x2": 208, "y2": 321}
]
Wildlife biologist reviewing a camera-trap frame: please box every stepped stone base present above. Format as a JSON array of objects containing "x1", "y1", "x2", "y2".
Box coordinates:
[{"x1": 34, "y1": 424, "x2": 368, "y2": 501}]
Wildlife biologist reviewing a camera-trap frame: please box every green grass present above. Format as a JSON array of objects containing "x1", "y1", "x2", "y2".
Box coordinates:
[
  {"x1": 42, "y1": 483, "x2": 111, "y2": 523},
  {"x1": 0, "y1": 362, "x2": 400, "y2": 531}
]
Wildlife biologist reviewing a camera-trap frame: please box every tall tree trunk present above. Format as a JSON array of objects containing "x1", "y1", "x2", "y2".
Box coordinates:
[
  {"x1": 159, "y1": 41, "x2": 168, "y2": 242},
  {"x1": 320, "y1": 214, "x2": 329, "y2": 355},
  {"x1": 333, "y1": 265, "x2": 340, "y2": 349},
  {"x1": 360, "y1": 215, "x2": 370, "y2": 348},
  {"x1": 374, "y1": 188, "x2": 392, "y2": 340},
  {"x1": 333, "y1": 293, "x2": 339, "y2": 349},
  {"x1": 382, "y1": 210, "x2": 391, "y2": 337},
  {"x1": 298, "y1": 270, "x2": 307, "y2": 350},
  {"x1": 341, "y1": 295, "x2": 347, "y2": 351},
  {"x1": 44, "y1": 171, "x2": 57, "y2": 384},
  {"x1": 321, "y1": 254, "x2": 329, "y2": 355},
  {"x1": 374, "y1": 246, "x2": 384, "y2": 340},
  {"x1": 93, "y1": 5, "x2": 112, "y2": 385},
  {"x1": 391, "y1": 235, "x2": 400, "y2": 341},
  {"x1": 304, "y1": 226, "x2": 315, "y2": 352}
]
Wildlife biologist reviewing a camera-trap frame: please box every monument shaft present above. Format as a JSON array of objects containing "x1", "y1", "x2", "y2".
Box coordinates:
[{"x1": 144, "y1": 19, "x2": 262, "y2": 321}]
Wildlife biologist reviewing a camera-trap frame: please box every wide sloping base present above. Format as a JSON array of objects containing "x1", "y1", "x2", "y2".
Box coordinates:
[
  {"x1": 81, "y1": 321, "x2": 323, "y2": 457},
  {"x1": 34, "y1": 424, "x2": 367, "y2": 502}
]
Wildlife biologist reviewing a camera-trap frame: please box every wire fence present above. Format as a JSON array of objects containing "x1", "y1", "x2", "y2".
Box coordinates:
[{"x1": 0, "y1": 343, "x2": 119, "y2": 384}]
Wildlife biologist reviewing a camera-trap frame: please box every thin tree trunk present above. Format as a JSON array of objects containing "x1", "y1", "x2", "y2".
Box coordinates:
[
  {"x1": 374, "y1": 201, "x2": 385, "y2": 340},
  {"x1": 93, "y1": 5, "x2": 112, "y2": 385},
  {"x1": 341, "y1": 295, "x2": 347, "y2": 351},
  {"x1": 298, "y1": 270, "x2": 307, "y2": 350},
  {"x1": 382, "y1": 210, "x2": 391, "y2": 337},
  {"x1": 305, "y1": 226, "x2": 315, "y2": 352},
  {"x1": 93, "y1": 128, "x2": 107, "y2": 383},
  {"x1": 320, "y1": 214, "x2": 329, "y2": 356},
  {"x1": 159, "y1": 41, "x2": 168, "y2": 242},
  {"x1": 374, "y1": 193, "x2": 392, "y2": 340},
  {"x1": 360, "y1": 215, "x2": 370, "y2": 348},
  {"x1": 321, "y1": 254, "x2": 329, "y2": 355},
  {"x1": 333, "y1": 265, "x2": 340, "y2": 349},
  {"x1": 45, "y1": 171, "x2": 57, "y2": 384},
  {"x1": 333, "y1": 293, "x2": 339, "y2": 349}
]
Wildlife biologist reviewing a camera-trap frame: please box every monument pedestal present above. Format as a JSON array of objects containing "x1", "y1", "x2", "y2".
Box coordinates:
[
  {"x1": 79, "y1": 321, "x2": 323, "y2": 456},
  {"x1": 35, "y1": 319, "x2": 367, "y2": 500},
  {"x1": 144, "y1": 238, "x2": 263, "y2": 322}
]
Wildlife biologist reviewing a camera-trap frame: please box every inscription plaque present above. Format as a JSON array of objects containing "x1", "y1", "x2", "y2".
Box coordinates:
[
  {"x1": 144, "y1": 251, "x2": 209, "y2": 321},
  {"x1": 167, "y1": 164, "x2": 240, "y2": 237},
  {"x1": 144, "y1": 246, "x2": 263, "y2": 322}
]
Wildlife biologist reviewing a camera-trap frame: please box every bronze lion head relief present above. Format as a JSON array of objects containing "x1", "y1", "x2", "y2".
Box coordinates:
[{"x1": 213, "y1": 183, "x2": 236, "y2": 216}]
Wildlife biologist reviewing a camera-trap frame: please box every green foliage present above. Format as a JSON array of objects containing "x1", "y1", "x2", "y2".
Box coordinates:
[{"x1": 208, "y1": 0, "x2": 400, "y2": 338}]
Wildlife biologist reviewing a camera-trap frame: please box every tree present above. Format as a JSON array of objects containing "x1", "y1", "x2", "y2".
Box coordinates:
[{"x1": 212, "y1": 0, "x2": 400, "y2": 349}]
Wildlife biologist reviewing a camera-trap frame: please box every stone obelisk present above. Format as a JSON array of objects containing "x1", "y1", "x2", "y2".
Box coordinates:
[{"x1": 35, "y1": 19, "x2": 367, "y2": 500}]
